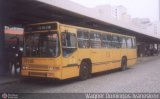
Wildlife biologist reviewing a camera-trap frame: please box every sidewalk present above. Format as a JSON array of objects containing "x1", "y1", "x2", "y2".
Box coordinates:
[
  {"x1": 137, "y1": 55, "x2": 160, "y2": 64},
  {"x1": 0, "y1": 75, "x2": 21, "y2": 85}
]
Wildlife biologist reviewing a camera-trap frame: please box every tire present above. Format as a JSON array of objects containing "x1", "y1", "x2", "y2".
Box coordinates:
[
  {"x1": 79, "y1": 62, "x2": 91, "y2": 80},
  {"x1": 121, "y1": 57, "x2": 127, "y2": 71}
]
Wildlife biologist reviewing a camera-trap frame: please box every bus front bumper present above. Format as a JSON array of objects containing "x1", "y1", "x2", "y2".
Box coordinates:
[{"x1": 21, "y1": 70, "x2": 62, "y2": 80}]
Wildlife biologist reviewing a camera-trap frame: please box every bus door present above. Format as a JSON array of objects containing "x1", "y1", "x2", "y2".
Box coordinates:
[{"x1": 60, "y1": 26, "x2": 79, "y2": 79}]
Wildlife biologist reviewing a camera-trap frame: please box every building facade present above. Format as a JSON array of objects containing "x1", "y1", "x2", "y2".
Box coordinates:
[{"x1": 92, "y1": 4, "x2": 160, "y2": 38}]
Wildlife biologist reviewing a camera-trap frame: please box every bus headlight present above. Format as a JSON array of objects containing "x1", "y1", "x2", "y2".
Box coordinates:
[{"x1": 22, "y1": 65, "x2": 29, "y2": 70}]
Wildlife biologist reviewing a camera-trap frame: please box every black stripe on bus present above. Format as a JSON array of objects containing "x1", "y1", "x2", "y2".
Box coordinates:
[
  {"x1": 62, "y1": 64, "x2": 79, "y2": 68},
  {"x1": 92, "y1": 60, "x2": 121, "y2": 66},
  {"x1": 112, "y1": 60, "x2": 121, "y2": 63},
  {"x1": 62, "y1": 58, "x2": 137, "y2": 68},
  {"x1": 128, "y1": 58, "x2": 137, "y2": 60},
  {"x1": 92, "y1": 61, "x2": 111, "y2": 66}
]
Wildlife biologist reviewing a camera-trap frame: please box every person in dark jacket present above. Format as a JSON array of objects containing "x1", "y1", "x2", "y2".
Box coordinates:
[
  {"x1": 17, "y1": 49, "x2": 23, "y2": 74},
  {"x1": 9, "y1": 46, "x2": 19, "y2": 75}
]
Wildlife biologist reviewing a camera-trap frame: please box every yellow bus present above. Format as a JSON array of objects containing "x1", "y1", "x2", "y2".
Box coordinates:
[{"x1": 21, "y1": 22, "x2": 137, "y2": 80}]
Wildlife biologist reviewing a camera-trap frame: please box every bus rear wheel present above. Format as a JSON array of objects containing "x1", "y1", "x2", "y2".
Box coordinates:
[
  {"x1": 121, "y1": 57, "x2": 127, "y2": 71},
  {"x1": 79, "y1": 62, "x2": 91, "y2": 80}
]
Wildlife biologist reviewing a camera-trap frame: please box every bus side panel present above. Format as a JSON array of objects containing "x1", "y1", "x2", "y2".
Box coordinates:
[
  {"x1": 61, "y1": 51, "x2": 79, "y2": 79},
  {"x1": 77, "y1": 49, "x2": 91, "y2": 64},
  {"x1": 61, "y1": 66, "x2": 79, "y2": 80},
  {"x1": 92, "y1": 49, "x2": 113, "y2": 73},
  {"x1": 111, "y1": 49, "x2": 122, "y2": 68},
  {"x1": 91, "y1": 49, "x2": 105, "y2": 73},
  {"x1": 127, "y1": 49, "x2": 137, "y2": 66}
]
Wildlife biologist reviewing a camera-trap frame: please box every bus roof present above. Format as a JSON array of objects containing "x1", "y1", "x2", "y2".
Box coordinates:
[
  {"x1": 27, "y1": 21, "x2": 135, "y2": 38},
  {"x1": 59, "y1": 22, "x2": 135, "y2": 38}
]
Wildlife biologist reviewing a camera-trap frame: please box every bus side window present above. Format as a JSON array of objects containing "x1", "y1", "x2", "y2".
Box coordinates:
[
  {"x1": 77, "y1": 30, "x2": 90, "y2": 48},
  {"x1": 126, "y1": 38, "x2": 133, "y2": 49},
  {"x1": 61, "y1": 33, "x2": 67, "y2": 47},
  {"x1": 119, "y1": 36, "x2": 123, "y2": 48},
  {"x1": 102, "y1": 33, "x2": 112, "y2": 48},
  {"x1": 121, "y1": 37, "x2": 127, "y2": 48},
  {"x1": 132, "y1": 38, "x2": 136, "y2": 48},
  {"x1": 61, "y1": 32, "x2": 77, "y2": 57},
  {"x1": 90, "y1": 32, "x2": 101, "y2": 48},
  {"x1": 112, "y1": 35, "x2": 120, "y2": 48}
]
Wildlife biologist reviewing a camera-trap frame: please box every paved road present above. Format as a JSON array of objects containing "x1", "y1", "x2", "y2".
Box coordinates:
[{"x1": 0, "y1": 56, "x2": 160, "y2": 94}]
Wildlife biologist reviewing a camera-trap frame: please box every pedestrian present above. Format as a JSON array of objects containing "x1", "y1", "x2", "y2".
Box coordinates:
[
  {"x1": 17, "y1": 48, "x2": 23, "y2": 74},
  {"x1": 9, "y1": 46, "x2": 19, "y2": 75}
]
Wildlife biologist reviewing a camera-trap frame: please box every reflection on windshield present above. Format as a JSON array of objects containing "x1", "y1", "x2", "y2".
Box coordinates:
[{"x1": 24, "y1": 33, "x2": 59, "y2": 57}]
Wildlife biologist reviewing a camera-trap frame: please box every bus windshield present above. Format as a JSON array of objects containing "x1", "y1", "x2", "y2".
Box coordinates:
[{"x1": 24, "y1": 32, "x2": 59, "y2": 57}]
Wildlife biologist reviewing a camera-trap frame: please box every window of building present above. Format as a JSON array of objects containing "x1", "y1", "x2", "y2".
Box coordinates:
[
  {"x1": 77, "y1": 30, "x2": 90, "y2": 48},
  {"x1": 90, "y1": 32, "x2": 101, "y2": 48}
]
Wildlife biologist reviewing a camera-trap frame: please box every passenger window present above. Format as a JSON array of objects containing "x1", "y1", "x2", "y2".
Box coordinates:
[
  {"x1": 112, "y1": 35, "x2": 120, "y2": 48},
  {"x1": 90, "y1": 32, "x2": 101, "y2": 48},
  {"x1": 77, "y1": 30, "x2": 90, "y2": 48},
  {"x1": 119, "y1": 36, "x2": 123, "y2": 48},
  {"x1": 121, "y1": 37, "x2": 127, "y2": 48},
  {"x1": 126, "y1": 38, "x2": 133, "y2": 48},
  {"x1": 132, "y1": 38, "x2": 136, "y2": 48},
  {"x1": 102, "y1": 33, "x2": 112, "y2": 48},
  {"x1": 61, "y1": 32, "x2": 77, "y2": 57}
]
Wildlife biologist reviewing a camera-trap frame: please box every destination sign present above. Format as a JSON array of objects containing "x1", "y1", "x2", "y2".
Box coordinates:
[{"x1": 25, "y1": 23, "x2": 57, "y2": 32}]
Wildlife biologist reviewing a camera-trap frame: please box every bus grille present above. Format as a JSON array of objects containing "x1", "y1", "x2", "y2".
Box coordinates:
[{"x1": 28, "y1": 64, "x2": 48, "y2": 71}]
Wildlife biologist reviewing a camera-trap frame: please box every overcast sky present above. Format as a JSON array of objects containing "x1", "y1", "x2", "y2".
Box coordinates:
[{"x1": 70, "y1": 0, "x2": 159, "y2": 22}]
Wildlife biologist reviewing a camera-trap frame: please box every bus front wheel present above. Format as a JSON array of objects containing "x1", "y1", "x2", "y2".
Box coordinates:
[
  {"x1": 79, "y1": 62, "x2": 91, "y2": 80},
  {"x1": 121, "y1": 57, "x2": 127, "y2": 71}
]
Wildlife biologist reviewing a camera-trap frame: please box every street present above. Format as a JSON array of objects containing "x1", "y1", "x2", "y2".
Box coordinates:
[{"x1": 0, "y1": 56, "x2": 160, "y2": 94}]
